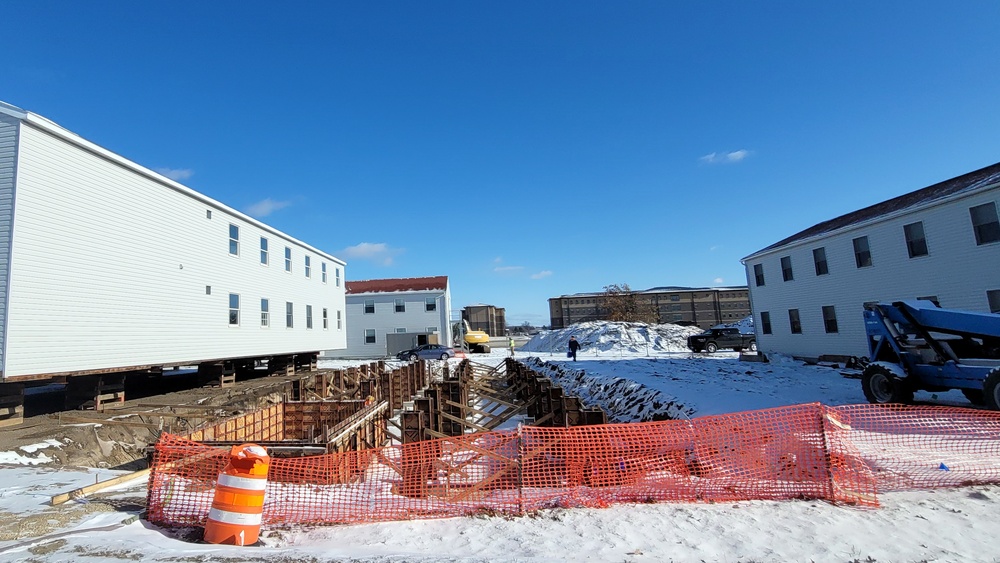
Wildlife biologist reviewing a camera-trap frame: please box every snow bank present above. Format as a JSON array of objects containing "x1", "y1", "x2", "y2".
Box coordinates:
[
  {"x1": 712, "y1": 314, "x2": 754, "y2": 333},
  {"x1": 520, "y1": 321, "x2": 704, "y2": 354}
]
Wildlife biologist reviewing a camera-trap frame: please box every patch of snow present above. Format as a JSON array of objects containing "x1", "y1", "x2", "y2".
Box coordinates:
[{"x1": 20, "y1": 439, "x2": 63, "y2": 454}]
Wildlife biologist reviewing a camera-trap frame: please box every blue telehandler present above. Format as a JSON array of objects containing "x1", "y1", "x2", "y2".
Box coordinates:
[{"x1": 861, "y1": 300, "x2": 1000, "y2": 409}]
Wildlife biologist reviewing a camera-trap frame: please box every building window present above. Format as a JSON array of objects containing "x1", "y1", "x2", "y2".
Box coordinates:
[
  {"x1": 206, "y1": 209, "x2": 212, "y2": 219},
  {"x1": 670, "y1": 295, "x2": 680, "y2": 301},
  {"x1": 229, "y1": 224, "x2": 239, "y2": 256},
  {"x1": 788, "y1": 309, "x2": 802, "y2": 334},
  {"x1": 988, "y1": 290, "x2": 1000, "y2": 314},
  {"x1": 286, "y1": 302, "x2": 294, "y2": 328},
  {"x1": 395, "y1": 327, "x2": 406, "y2": 333},
  {"x1": 261, "y1": 298, "x2": 269, "y2": 327},
  {"x1": 206, "y1": 285, "x2": 211, "y2": 295},
  {"x1": 970, "y1": 202, "x2": 1000, "y2": 245},
  {"x1": 753, "y1": 264, "x2": 765, "y2": 287},
  {"x1": 336, "y1": 267, "x2": 341, "y2": 287},
  {"x1": 337, "y1": 310, "x2": 342, "y2": 329},
  {"x1": 306, "y1": 305, "x2": 313, "y2": 329},
  {"x1": 781, "y1": 256, "x2": 793, "y2": 282},
  {"x1": 365, "y1": 329, "x2": 376, "y2": 344},
  {"x1": 284, "y1": 247, "x2": 292, "y2": 272},
  {"x1": 229, "y1": 293, "x2": 240, "y2": 325},
  {"x1": 425, "y1": 297, "x2": 437, "y2": 312},
  {"x1": 903, "y1": 221, "x2": 928, "y2": 258},
  {"x1": 672, "y1": 314, "x2": 683, "y2": 321},
  {"x1": 917, "y1": 295, "x2": 940, "y2": 307},
  {"x1": 323, "y1": 308, "x2": 328, "y2": 329},
  {"x1": 322, "y1": 263, "x2": 327, "y2": 283},
  {"x1": 760, "y1": 312, "x2": 772, "y2": 335},
  {"x1": 364, "y1": 299, "x2": 375, "y2": 314},
  {"x1": 822, "y1": 305, "x2": 838, "y2": 333},
  {"x1": 853, "y1": 236, "x2": 873, "y2": 268},
  {"x1": 813, "y1": 247, "x2": 828, "y2": 276},
  {"x1": 395, "y1": 298, "x2": 405, "y2": 313},
  {"x1": 305, "y1": 256, "x2": 311, "y2": 278},
  {"x1": 427, "y1": 326, "x2": 437, "y2": 333},
  {"x1": 670, "y1": 304, "x2": 681, "y2": 311},
  {"x1": 259, "y1": 237, "x2": 268, "y2": 265}
]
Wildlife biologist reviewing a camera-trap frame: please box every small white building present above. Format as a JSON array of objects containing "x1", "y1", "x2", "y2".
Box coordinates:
[
  {"x1": 327, "y1": 276, "x2": 453, "y2": 358},
  {"x1": 742, "y1": 162, "x2": 1000, "y2": 360},
  {"x1": 0, "y1": 101, "x2": 347, "y2": 381}
]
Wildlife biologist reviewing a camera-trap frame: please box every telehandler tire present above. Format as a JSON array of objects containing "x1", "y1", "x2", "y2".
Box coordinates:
[
  {"x1": 861, "y1": 363, "x2": 913, "y2": 405},
  {"x1": 984, "y1": 368, "x2": 1000, "y2": 411}
]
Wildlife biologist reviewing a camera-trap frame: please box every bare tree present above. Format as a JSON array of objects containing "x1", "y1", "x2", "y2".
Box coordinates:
[{"x1": 601, "y1": 283, "x2": 659, "y2": 324}]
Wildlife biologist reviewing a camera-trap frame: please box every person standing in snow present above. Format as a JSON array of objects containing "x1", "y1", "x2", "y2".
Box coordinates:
[
  {"x1": 508, "y1": 336, "x2": 515, "y2": 357},
  {"x1": 568, "y1": 336, "x2": 581, "y2": 361}
]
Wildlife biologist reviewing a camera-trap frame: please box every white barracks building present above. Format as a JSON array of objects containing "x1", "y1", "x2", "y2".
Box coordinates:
[
  {"x1": 742, "y1": 162, "x2": 1000, "y2": 360},
  {"x1": 0, "y1": 101, "x2": 347, "y2": 382}
]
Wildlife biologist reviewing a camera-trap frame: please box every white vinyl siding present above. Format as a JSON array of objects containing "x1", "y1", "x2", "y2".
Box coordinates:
[
  {"x1": 744, "y1": 186, "x2": 1000, "y2": 359},
  {"x1": 0, "y1": 114, "x2": 18, "y2": 373},
  {"x1": 0, "y1": 119, "x2": 347, "y2": 379},
  {"x1": 326, "y1": 285, "x2": 453, "y2": 359}
]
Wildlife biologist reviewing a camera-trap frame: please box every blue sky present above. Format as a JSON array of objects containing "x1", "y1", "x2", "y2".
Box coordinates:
[{"x1": 3, "y1": 2, "x2": 1000, "y2": 326}]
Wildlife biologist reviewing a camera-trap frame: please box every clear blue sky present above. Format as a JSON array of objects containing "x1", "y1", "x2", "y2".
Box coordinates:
[{"x1": 3, "y1": 2, "x2": 1000, "y2": 326}]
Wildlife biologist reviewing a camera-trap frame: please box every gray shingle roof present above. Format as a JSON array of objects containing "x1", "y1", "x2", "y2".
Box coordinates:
[{"x1": 748, "y1": 161, "x2": 1000, "y2": 257}]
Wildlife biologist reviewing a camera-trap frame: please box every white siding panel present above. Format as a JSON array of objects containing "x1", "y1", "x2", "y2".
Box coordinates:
[
  {"x1": 331, "y1": 288, "x2": 452, "y2": 358},
  {"x1": 0, "y1": 115, "x2": 19, "y2": 373},
  {"x1": 3, "y1": 124, "x2": 346, "y2": 378},
  {"x1": 747, "y1": 187, "x2": 1000, "y2": 359}
]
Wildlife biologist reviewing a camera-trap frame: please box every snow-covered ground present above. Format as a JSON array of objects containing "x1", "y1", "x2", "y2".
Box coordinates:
[{"x1": 0, "y1": 321, "x2": 993, "y2": 562}]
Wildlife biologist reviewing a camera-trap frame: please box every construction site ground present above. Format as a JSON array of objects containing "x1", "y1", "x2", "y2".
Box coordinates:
[{"x1": 0, "y1": 368, "x2": 305, "y2": 470}]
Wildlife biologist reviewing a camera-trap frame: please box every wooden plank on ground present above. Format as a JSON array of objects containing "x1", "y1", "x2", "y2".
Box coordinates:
[{"x1": 51, "y1": 468, "x2": 151, "y2": 506}]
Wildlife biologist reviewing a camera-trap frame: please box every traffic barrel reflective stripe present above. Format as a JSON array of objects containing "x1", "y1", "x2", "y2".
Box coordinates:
[{"x1": 203, "y1": 443, "x2": 270, "y2": 546}]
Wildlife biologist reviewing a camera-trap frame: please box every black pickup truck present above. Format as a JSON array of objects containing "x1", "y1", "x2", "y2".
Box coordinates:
[{"x1": 686, "y1": 328, "x2": 757, "y2": 353}]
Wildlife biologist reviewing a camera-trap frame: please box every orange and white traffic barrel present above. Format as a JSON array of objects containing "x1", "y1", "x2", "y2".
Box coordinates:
[{"x1": 203, "y1": 443, "x2": 270, "y2": 546}]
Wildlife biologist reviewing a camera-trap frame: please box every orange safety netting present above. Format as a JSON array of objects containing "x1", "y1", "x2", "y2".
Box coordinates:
[{"x1": 145, "y1": 403, "x2": 1000, "y2": 527}]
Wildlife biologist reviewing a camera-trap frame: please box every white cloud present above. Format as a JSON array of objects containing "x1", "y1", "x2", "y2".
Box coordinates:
[
  {"x1": 699, "y1": 150, "x2": 751, "y2": 164},
  {"x1": 340, "y1": 242, "x2": 403, "y2": 266},
  {"x1": 530, "y1": 270, "x2": 553, "y2": 280},
  {"x1": 494, "y1": 266, "x2": 525, "y2": 273},
  {"x1": 493, "y1": 257, "x2": 503, "y2": 264},
  {"x1": 155, "y1": 167, "x2": 194, "y2": 181},
  {"x1": 714, "y1": 277, "x2": 724, "y2": 284},
  {"x1": 245, "y1": 198, "x2": 292, "y2": 218},
  {"x1": 709, "y1": 245, "x2": 719, "y2": 252}
]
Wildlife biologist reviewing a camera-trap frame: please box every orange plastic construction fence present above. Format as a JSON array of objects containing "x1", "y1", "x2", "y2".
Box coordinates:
[{"x1": 145, "y1": 403, "x2": 1000, "y2": 528}]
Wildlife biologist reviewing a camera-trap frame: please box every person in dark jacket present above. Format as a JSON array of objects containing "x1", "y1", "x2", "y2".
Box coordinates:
[{"x1": 568, "y1": 336, "x2": 581, "y2": 361}]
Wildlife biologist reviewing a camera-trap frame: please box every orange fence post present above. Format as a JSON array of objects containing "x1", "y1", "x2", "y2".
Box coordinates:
[{"x1": 203, "y1": 443, "x2": 271, "y2": 546}]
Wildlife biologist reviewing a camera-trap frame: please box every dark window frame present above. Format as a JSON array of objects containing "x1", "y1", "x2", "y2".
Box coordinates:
[
  {"x1": 788, "y1": 309, "x2": 802, "y2": 334},
  {"x1": 753, "y1": 264, "x2": 765, "y2": 287},
  {"x1": 781, "y1": 256, "x2": 794, "y2": 282},
  {"x1": 970, "y1": 202, "x2": 1000, "y2": 245},
  {"x1": 853, "y1": 236, "x2": 873, "y2": 268},
  {"x1": 813, "y1": 247, "x2": 828, "y2": 276},
  {"x1": 760, "y1": 311, "x2": 772, "y2": 335},
  {"x1": 903, "y1": 221, "x2": 929, "y2": 258},
  {"x1": 822, "y1": 305, "x2": 838, "y2": 333},
  {"x1": 987, "y1": 290, "x2": 1000, "y2": 314}
]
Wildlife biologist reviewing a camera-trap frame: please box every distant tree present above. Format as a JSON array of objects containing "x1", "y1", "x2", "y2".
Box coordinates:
[{"x1": 601, "y1": 283, "x2": 659, "y2": 324}]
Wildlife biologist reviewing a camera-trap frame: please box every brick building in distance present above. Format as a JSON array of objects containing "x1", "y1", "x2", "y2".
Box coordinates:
[{"x1": 548, "y1": 286, "x2": 750, "y2": 330}]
